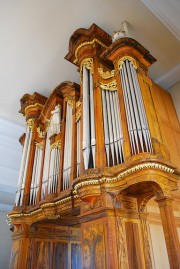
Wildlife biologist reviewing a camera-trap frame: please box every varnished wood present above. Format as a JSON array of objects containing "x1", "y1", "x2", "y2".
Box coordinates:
[{"x1": 9, "y1": 24, "x2": 180, "y2": 269}]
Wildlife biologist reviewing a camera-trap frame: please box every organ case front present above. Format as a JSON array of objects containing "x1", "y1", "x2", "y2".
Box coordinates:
[{"x1": 9, "y1": 24, "x2": 180, "y2": 269}]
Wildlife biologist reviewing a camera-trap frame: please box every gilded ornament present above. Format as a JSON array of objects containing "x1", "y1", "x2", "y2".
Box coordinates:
[
  {"x1": 24, "y1": 103, "x2": 43, "y2": 115},
  {"x1": 37, "y1": 127, "x2": 45, "y2": 139},
  {"x1": 80, "y1": 58, "x2": 93, "y2": 74},
  {"x1": 76, "y1": 100, "x2": 82, "y2": 122},
  {"x1": 99, "y1": 80, "x2": 117, "y2": 91},
  {"x1": 35, "y1": 141, "x2": 44, "y2": 149},
  {"x1": 73, "y1": 39, "x2": 107, "y2": 64},
  {"x1": 26, "y1": 118, "x2": 35, "y2": 130},
  {"x1": 50, "y1": 140, "x2": 61, "y2": 150},
  {"x1": 65, "y1": 97, "x2": 73, "y2": 109},
  {"x1": 98, "y1": 68, "x2": 115, "y2": 79},
  {"x1": 118, "y1": 56, "x2": 138, "y2": 70}
]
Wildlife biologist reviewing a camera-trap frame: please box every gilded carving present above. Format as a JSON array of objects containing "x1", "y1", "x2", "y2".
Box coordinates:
[
  {"x1": 24, "y1": 102, "x2": 43, "y2": 115},
  {"x1": 74, "y1": 39, "x2": 107, "y2": 64},
  {"x1": 80, "y1": 58, "x2": 93, "y2": 74},
  {"x1": 98, "y1": 68, "x2": 115, "y2": 79},
  {"x1": 76, "y1": 100, "x2": 82, "y2": 122},
  {"x1": 37, "y1": 126, "x2": 45, "y2": 139},
  {"x1": 35, "y1": 141, "x2": 44, "y2": 149},
  {"x1": 64, "y1": 97, "x2": 73, "y2": 109},
  {"x1": 118, "y1": 56, "x2": 138, "y2": 70},
  {"x1": 50, "y1": 140, "x2": 61, "y2": 150},
  {"x1": 99, "y1": 80, "x2": 117, "y2": 91},
  {"x1": 26, "y1": 118, "x2": 35, "y2": 130}
]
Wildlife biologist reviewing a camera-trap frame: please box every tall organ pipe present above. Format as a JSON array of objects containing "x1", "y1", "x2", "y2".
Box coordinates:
[
  {"x1": 89, "y1": 72, "x2": 96, "y2": 167},
  {"x1": 101, "y1": 88, "x2": 124, "y2": 167},
  {"x1": 77, "y1": 119, "x2": 81, "y2": 177},
  {"x1": 41, "y1": 128, "x2": 51, "y2": 199},
  {"x1": 82, "y1": 66, "x2": 90, "y2": 169},
  {"x1": 63, "y1": 103, "x2": 73, "y2": 190},
  {"x1": 120, "y1": 60, "x2": 152, "y2": 155},
  {"x1": 29, "y1": 145, "x2": 43, "y2": 205},
  {"x1": 15, "y1": 126, "x2": 31, "y2": 206}
]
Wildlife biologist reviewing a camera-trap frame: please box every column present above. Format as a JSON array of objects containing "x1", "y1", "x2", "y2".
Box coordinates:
[{"x1": 156, "y1": 197, "x2": 180, "y2": 269}]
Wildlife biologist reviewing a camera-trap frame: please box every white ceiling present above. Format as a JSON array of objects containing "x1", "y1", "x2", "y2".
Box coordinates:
[
  {"x1": 0, "y1": 0, "x2": 179, "y2": 210},
  {"x1": 0, "y1": 0, "x2": 180, "y2": 125}
]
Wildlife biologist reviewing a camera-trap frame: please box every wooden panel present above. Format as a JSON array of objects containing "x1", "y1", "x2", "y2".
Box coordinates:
[
  {"x1": 125, "y1": 222, "x2": 144, "y2": 269},
  {"x1": 9, "y1": 240, "x2": 20, "y2": 269},
  {"x1": 82, "y1": 222, "x2": 106, "y2": 269},
  {"x1": 71, "y1": 243, "x2": 82, "y2": 269},
  {"x1": 53, "y1": 242, "x2": 68, "y2": 269},
  {"x1": 33, "y1": 241, "x2": 51, "y2": 269},
  {"x1": 151, "y1": 83, "x2": 180, "y2": 167}
]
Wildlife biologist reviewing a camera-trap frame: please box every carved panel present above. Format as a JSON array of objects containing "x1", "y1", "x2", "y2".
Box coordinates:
[{"x1": 82, "y1": 222, "x2": 105, "y2": 269}]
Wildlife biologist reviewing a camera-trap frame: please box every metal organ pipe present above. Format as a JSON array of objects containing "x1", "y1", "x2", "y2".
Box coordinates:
[
  {"x1": 63, "y1": 103, "x2": 73, "y2": 190},
  {"x1": 82, "y1": 66, "x2": 90, "y2": 169},
  {"x1": 82, "y1": 65, "x2": 96, "y2": 170},
  {"x1": 30, "y1": 145, "x2": 43, "y2": 205},
  {"x1": 41, "y1": 128, "x2": 51, "y2": 199},
  {"x1": 76, "y1": 119, "x2": 81, "y2": 177},
  {"x1": 89, "y1": 72, "x2": 96, "y2": 167},
  {"x1": 120, "y1": 59, "x2": 152, "y2": 155},
  {"x1": 130, "y1": 64, "x2": 152, "y2": 152},
  {"x1": 15, "y1": 126, "x2": 31, "y2": 206},
  {"x1": 102, "y1": 90, "x2": 110, "y2": 166},
  {"x1": 101, "y1": 87, "x2": 124, "y2": 167}
]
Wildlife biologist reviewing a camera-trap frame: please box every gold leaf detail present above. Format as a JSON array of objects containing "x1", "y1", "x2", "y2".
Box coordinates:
[
  {"x1": 76, "y1": 100, "x2": 82, "y2": 122},
  {"x1": 65, "y1": 97, "x2": 73, "y2": 109},
  {"x1": 98, "y1": 68, "x2": 115, "y2": 79},
  {"x1": 100, "y1": 80, "x2": 117, "y2": 91},
  {"x1": 74, "y1": 39, "x2": 107, "y2": 64},
  {"x1": 37, "y1": 127, "x2": 45, "y2": 138},
  {"x1": 80, "y1": 58, "x2": 93, "y2": 74},
  {"x1": 118, "y1": 56, "x2": 137, "y2": 70},
  {"x1": 50, "y1": 140, "x2": 61, "y2": 150},
  {"x1": 26, "y1": 118, "x2": 35, "y2": 130}
]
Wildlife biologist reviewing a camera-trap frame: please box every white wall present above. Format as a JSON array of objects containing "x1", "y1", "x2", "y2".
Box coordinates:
[{"x1": 0, "y1": 211, "x2": 12, "y2": 269}]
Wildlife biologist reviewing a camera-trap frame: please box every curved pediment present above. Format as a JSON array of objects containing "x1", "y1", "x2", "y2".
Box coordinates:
[{"x1": 65, "y1": 23, "x2": 112, "y2": 65}]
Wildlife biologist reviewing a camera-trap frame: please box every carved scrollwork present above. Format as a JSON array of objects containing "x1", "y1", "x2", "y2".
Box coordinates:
[
  {"x1": 118, "y1": 56, "x2": 137, "y2": 70},
  {"x1": 74, "y1": 39, "x2": 107, "y2": 64},
  {"x1": 35, "y1": 141, "x2": 44, "y2": 149},
  {"x1": 26, "y1": 118, "x2": 35, "y2": 130},
  {"x1": 81, "y1": 58, "x2": 94, "y2": 74},
  {"x1": 98, "y1": 68, "x2": 115, "y2": 79},
  {"x1": 37, "y1": 127, "x2": 45, "y2": 139},
  {"x1": 76, "y1": 100, "x2": 82, "y2": 122},
  {"x1": 64, "y1": 97, "x2": 73, "y2": 109},
  {"x1": 50, "y1": 140, "x2": 61, "y2": 150},
  {"x1": 99, "y1": 80, "x2": 117, "y2": 91}
]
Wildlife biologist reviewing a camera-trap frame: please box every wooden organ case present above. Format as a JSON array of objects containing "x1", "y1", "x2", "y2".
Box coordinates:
[{"x1": 9, "y1": 24, "x2": 180, "y2": 269}]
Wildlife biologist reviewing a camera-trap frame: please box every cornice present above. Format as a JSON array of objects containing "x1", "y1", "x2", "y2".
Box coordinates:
[
  {"x1": 101, "y1": 37, "x2": 156, "y2": 66},
  {"x1": 65, "y1": 23, "x2": 112, "y2": 65},
  {"x1": 8, "y1": 160, "x2": 177, "y2": 223}
]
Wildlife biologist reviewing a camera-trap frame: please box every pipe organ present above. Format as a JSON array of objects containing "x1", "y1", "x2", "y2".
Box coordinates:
[{"x1": 9, "y1": 24, "x2": 180, "y2": 269}]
